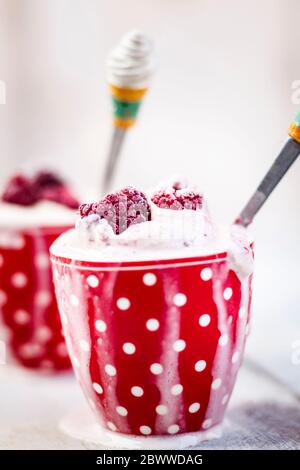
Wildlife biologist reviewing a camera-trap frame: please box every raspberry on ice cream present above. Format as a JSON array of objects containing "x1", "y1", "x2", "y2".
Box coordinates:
[
  {"x1": 1, "y1": 171, "x2": 79, "y2": 209},
  {"x1": 40, "y1": 186, "x2": 79, "y2": 209},
  {"x1": 151, "y1": 187, "x2": 203, "y2": 211},
  {"x1": 79, "y1": 186, "x2": 151, "y2": 235},
  {"x1": 2, "y1": 175, "x2": 38, "y2": 206},
  {"x1": 34, "y1": 171, "x2": 63, "y2": 189}
]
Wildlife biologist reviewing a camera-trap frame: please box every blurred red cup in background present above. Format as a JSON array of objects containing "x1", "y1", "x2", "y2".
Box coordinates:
[
  {"x1": 50, "y1": 245, "x2": 253, "y2": 436},
  {"x1": 0, "y1": 226, "x2": 72, "y2": 371}
]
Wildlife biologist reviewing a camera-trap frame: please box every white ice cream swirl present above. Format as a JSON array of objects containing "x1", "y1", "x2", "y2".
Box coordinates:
[{"x1": 107, "y1": 30, "x2": 155, "y2": 88}]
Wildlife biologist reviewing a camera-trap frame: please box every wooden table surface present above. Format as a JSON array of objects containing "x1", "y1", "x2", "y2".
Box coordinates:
[{"x1": 1, "y1": 357, "x2": 299, "y2": 450}]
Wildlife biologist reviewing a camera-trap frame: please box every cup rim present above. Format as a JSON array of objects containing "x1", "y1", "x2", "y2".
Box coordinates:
[
  {"x1": 50, "y1": 229, "x2": 254, "y2": 271},
  {"x1": 50, "y1": 249, "x2": 229, "y2": 271}
]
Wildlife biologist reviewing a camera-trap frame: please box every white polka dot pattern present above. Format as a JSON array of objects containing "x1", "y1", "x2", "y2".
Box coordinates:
[
  {"x1": 107, "y1": 421, "x2": 117, "y2": 432},
  {"x1": 202, "y1": 419, "x2": 212, "y2": 429},
  {"x1": 150, "y1": 363, "x2": 163, "y2": 375},
  {"x1": 143, "y1": 273, "x2": 157, "y2": 286},
  {"x1": 131, "y1": 386, "x2": 144, "y2": 397},
  {"x1": 116, "y1": 297, "x2": 130, "y2": 310},
  {"x1": 167, "y1": 424, "x2": 179, "y2": 434},
  {"x1": 35, "y1": 290, "x2": 52, "y2": 308},
  {"x1": 173, "y1": 293, "x2": 187, "y2": 307},
  {"x1": 195, "y1": 360, "x2": 206, "y2": 372},
  {"x1": 189, "y1": 402, "x2": 200, "y2": 413},
  {"x1": 223, "y1": 287, "x2": 233, "y2": 300},
  {"x1": 199, "y1": 314, "x2": 211, "y2": 327},
  {"x1": 11, "y1": 272, "x2": 27, "y2": 288},
  {"x1": 56, "y1": 343, "x2": 68, "y2": 357},
  {"x1": 122, "y1": 342, "x2": 136, "y2": 355},
  {"x1": 87, "y1": 275, "x2": 100, "y2": 288},
  {"x1": 19, "y1": 343, "x2": 43, "y2": 359},
  {"x1": 200, "y1": 267, "x2": 212, "y2": 281},
  {"x1": 140, "y1": 425, "x2": 152, "y2": 435},
  {"x1": 156, "y1": 405, "x2": 168, "y2": 415},
  {"x1": 146, "y1": 318, "x2": 159, "y2": 331},
  {"x1": 14, "y1": 309, "x2": 30, "y2": 325},
  {"x1": 173, "y1": 339, "x2": 186, "y2": 352},
  {"x1": 35, "y1": 254, "x2": 49, "y2": 269},
  {"x1": 105, "y1": 364, "x2": 117, "y2": 376},
  {"x1": 171, "y1": 384, "x2": 183, "y2": 396},
  {"x1": 211, "y1": 378, "x2": 222, "y2": 390},
  {"x1": 116, "y1": 406, "x2": 128, "y2": 416},
  {"x1": 95, "y1": 320, "x2": 107, "y2": 333},
  {"x1": 36, "y1": 326, "x2": 52, "y2": 342},
  {"x1": 93, "y1": 382, "x2": 103, "y2": 394},
  {"x1": 218, "y1": 334, "x2": 228, "y2": 346}
]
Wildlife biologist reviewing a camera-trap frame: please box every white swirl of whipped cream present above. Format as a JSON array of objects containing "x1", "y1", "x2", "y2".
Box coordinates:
[{"x1": 107, "y1": 30, "x2": 155, "y2": 88}]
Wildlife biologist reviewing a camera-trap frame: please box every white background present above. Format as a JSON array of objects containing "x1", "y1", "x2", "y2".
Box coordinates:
[{"x1": 0, "y1": 0, "x2": 300, "y2": 390}]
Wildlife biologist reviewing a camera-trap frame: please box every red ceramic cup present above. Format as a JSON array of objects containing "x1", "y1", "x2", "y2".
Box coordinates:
[
  {"x1": 0, "y1": 226, "x2": 72, "y2": 371},
  {"x1": 50, "y1": 245, "x2": 253, "y2": 436}
]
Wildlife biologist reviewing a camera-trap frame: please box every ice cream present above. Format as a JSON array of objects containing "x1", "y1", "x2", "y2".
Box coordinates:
[
  {"x1": 52, "y1": 178, "x2": 253, "y2": 269},
  {"x1": 0, "y1": 200, "x2": 76, "y2": 230}
]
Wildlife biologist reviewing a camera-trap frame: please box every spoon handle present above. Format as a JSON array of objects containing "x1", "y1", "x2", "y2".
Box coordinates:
[
  {"x1": 236, "y1": 138, "x2": 300, "y2": 227},
  {"x1": 102, "y1": 126, "x2": 126, "y2": 194}
]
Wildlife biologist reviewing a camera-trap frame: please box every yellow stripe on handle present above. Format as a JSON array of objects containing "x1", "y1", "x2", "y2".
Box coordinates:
[
  {"x1": 113, "y1": 117, "x2": 136, "y2": 129},
  {"x1": 288, "y1": 122, "x2": 300, "y2": 143},
  {"x1": 288, "y1": 110, "x2": 300, "y2": 143},
  {"x1": 109, "y1": 85, "x2": 148, "y2": 101}
]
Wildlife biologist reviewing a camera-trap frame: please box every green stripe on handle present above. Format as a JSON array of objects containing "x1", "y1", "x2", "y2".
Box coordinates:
[
  {"x1": 112, "y1": 97, "x2": 142, "y2": 121},
  {"x1": 293, "y1": 109, "x2": 300, "y2": 127}
]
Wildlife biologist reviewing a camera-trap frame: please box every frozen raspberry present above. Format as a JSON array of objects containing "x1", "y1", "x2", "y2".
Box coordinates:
[
  {"x1": 2, "y1": 175, "x2": 38, "y2": 206},
  {"x1": 2, "y1": 171, "x2": 79, "y2": 209},
  {"x1": 79, "y1": 186, "x2": 151, "y2": 234},
  {"x1": 34, "y1": 171, "x2": 63, "y2": 189},
  {"x1": 79, "y1": 202, "x2": 95, "y2": 218},
  {"x1": 151, "y1": 188, "x2": 202, "y2": 211},
  {"x1": 41, "y1": 186, "x2": 79, "y2": 209},
  {"x1": 33, "y1": 171, "x2": 79, "y2": 209}
]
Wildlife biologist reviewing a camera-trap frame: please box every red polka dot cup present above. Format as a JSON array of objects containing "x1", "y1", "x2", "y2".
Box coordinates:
[
  {"x1": 0, "y1": 226, "x2": 72, "y2": 371},
  {"x1": 50, "y1": 245, "x2": 253, "y2": 437}
]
